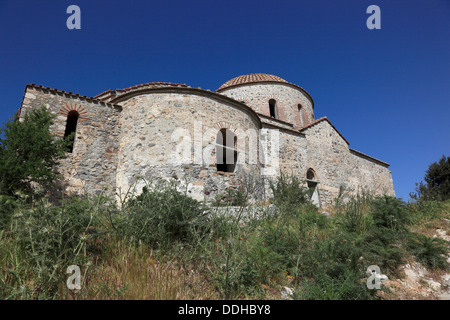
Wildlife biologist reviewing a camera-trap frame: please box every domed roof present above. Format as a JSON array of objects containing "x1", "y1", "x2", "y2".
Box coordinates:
[{"x1": 217, "y1": 73, "x2": 289, "y2": 91}]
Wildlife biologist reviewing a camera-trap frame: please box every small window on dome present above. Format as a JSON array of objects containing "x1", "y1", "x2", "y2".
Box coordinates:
[{"x1": 298, "y1": 104, "x2": 304, "y2": 127}]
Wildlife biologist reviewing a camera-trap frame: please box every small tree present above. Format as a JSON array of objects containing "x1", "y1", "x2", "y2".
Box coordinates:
[
  {"x1": 0, "y1": 106, "x2": 69, "y2": 196},
  {"x1": 413, "y1": 155, "x2": 450, "y2": 201}
]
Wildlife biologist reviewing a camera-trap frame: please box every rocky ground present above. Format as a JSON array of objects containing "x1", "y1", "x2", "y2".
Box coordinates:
[
  {"x1": 274, "y1": 213, "x2": 450, "y2": 301},
  {"x1": 380, "y1": 224, "x2": 450, "y2": 300}
]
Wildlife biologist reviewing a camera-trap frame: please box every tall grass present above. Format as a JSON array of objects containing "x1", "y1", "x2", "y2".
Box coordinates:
[
  {"x1": 1, "y1": 175, "x2": 448, "y2": 300},
  {"x1": 62, "y1": 238, "x2": 217, "y2": 300}
]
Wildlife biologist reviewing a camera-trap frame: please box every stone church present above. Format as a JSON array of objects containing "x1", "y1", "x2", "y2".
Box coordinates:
[{"x1": 17, "y1": 73, "x2": 395, "y2": 207}]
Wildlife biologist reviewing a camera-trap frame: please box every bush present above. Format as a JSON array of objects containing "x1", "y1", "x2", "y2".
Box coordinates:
[
  {"x1": 407, "y1": 200, "x2": 447, "y2": 226},
  {"x1": 295, "y1": 194, "x2": 414, "y2": 296},
  {"x1": 406, "y1": 233, "x2": 449, "y2": 270},
  {"x1": 1, "y1": 163, "x2": 447, "y2": 300},
  {"x1": 1, "y1": 195, "x2": 109, "y2": 299},
  {"x1": 363, "y1": 241, "x2": 406, "y2": 277},
  {"x1": 334, "y1": 194, "x2": 374, "y2": 234},
  {"x1": 0, "y1": 106, "x2": 70, "y2": 196},
  {"x1": 206, "y1": 237, "x2": 253, "y2": 299},
  {"x1": 0, "y1": 195, "x2": 17, "y2": 230},
  {"x1": 125, "y1": 182, "x2": 208, "y2": 249},
  {"x1": 299, "y1": 232, "x2": 363, "y2": 279},
  {"x1": 269, "y1": 173, "x2": 311, "y2": 208},
  {"x1": 297, "y1": 269, "x2": 375, "y2": 300},
  {"x1": 294, "y1": 230, "x2": 377, "y2": 300},
  {"x1": 248, "y1": 222, "x2": 299, "y2": 283},
  {"x1": 211, "y1": 187, "x2": 247, "y2": 207},
  {"x1": 371, "y1": 196, "x2": 410, "y2": 232}
]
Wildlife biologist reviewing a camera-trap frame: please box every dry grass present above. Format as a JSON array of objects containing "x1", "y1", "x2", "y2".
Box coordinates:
[{"x1": 59, "y1": 238, "x2": 218, "y2": 300}]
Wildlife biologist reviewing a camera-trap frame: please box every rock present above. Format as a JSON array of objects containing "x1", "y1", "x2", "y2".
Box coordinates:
[
  {"x1": 320, "y1": 211, "x2": 332, "y2": 219},
  {"x1": 281, "y1": 286, "x2": 294, "y2": 300},
  {"x1": 424, "y1": 279, "x2": 441, "y2": 292},
  {"x1": 435, "y1": 229, "x2": 450, "y2": 241},
  {"x1": 438, "y1": 293, "x2": 450, "y2": 300},
  {"x1": 441, "y1": 274, "x2": 450, "y2": 287},
  {"x1": 402, "y1": 263, "x2": 429, "y2": 281}
]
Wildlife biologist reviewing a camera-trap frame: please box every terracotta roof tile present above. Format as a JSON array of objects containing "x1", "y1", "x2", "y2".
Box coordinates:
[
  {"x1": 256, "y1": 112, "x2": 294, "y2": 127},
  {"x1": 349, "y1": 148, "x2": 390, "y2": 167},
  {"x1": 216, "y1": 73, "x2": 314, "y2": 109},
  {"x1": 25, "y1": 83, "x2": 121, "y2": 109},
  {"x1": 217, "y1": 73, "x2": 289, "y2": 91},
  {"x1": 94, "y1": 82, "x2": 189, "y2": 101}
]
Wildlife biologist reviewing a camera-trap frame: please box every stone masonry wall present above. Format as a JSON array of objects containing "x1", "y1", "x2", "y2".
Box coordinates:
[
  {"x1": 301, "y1": 120, "x2": 395, "y2": 206},
  {"x1": 218, "y1": 83, "x2": 314, "y2": 129},
  {"x1": 20, "y1": 86, "x2": 121, "y2": 195},
  {"x1": 18, "y1": 84, "x2": 394, "y2": 209},
  {"x1": 277, "y1": 130, "x2": 308, "y2": 178},
  {"x1": 259, "y1": 117, "x2": 296, "y2": 130},
  {"x1": 115, "y1": 91, "x2": 265, "y2": 202},
  {"x1": 348, "y1": 150, "x2": 395, "y2": 197}
]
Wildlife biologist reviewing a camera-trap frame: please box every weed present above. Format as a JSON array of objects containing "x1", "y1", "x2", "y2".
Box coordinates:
[{"x1": 406, "y1": 233, "x2": 449, "y2": 270}]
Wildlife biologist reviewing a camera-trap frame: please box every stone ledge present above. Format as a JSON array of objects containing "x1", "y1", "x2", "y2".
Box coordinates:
[{"x1": 217, "y1": 171, "x2": 235, "y2": 176}]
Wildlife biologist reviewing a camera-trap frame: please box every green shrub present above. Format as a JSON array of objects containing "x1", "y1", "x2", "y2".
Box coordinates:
[
  {"x1": 0, "y1": 195, "x2": 17, "y2": 230},
  {"x1": 406, "y1": 233, "x2": 449, "y2": 270},
  {"x1": 125, "y1": 182, "x2": 208, "y2": 249},
  {"x1": 371, "y1": 196, "x2": 410, "y2": 232},
  {"x1": 292, "y1": 194, "x2": 414, "y2": 299},
  {"x1": 269, "y1": 173, "x2": 310, "y2": 208},
  {"x1": 299, "y1": 232, "x2": 363, "y2": 280},
  {"x1": 296, "y1": 269, "x2": 375, "y2": 300},
  {"x1": 367, "y1": 196, "x2": 411, "y2": 247},
  {"x1": 407, "y1": 200, "x2": 446, "y2": 226},
  {"x1": 362, "y1": 241, "x2": 406, "y2": 277},
  {"x1": 0, "y1": 106, "x2": 70, "y2": 196},
  {"x1": 211, "y1": 187, "x2": 247, "y2": 207},
  {"x1": 1, "y1": 195, "x2": 109, "y2": 299},
  {"x1": 334, "y1": 192, "x2": 374, "y2": 234},
  {"x1": 294, "y1": 231, "x2": 377, "y2": 300},
  {"x1": 242, "y1": 204, "x2": 326, "y2": 286},
  {"x1": 208, "y1": 238, "x2": 252, "y2": 299},
  {"x1": 247, "y1": 223, "x2": 299, "y2": 283},
  {"x1": 338, "y1": 196, "x2": 410, "y2": 276}
]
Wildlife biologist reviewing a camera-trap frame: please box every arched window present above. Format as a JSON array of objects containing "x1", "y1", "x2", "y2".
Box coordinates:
[
  {"x1": 298, "y1": 104, "x2": 304, "y2": 127},
  {"x1": 306, "y1": 168, "x2": 321, "y2": 207},
  {"x1": 306, "y1": 168, "x2": 316, "y2": 181},
  {"x1": 269, "y1": 99, "x2": 277, "y2": 118},
  {"x1": 64, "y1": 110, "x2": 79, "y2": 153},
  {"x1": 216, "y1": 128, "x2": 238, "y2": 173}
]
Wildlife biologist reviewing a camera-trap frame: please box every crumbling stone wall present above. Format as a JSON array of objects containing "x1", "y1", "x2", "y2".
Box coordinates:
[
  {"x1": 301, "y1": 120, "x2": 395, "y2": 206},
  {"x1": 18, "y1": 82, "x2": 395, "y2": 208},
  {"x1": 277, "y1": 130, "x2": 308, "y2": 177},
  {"x1": 348, "y1": 150, "x2": 396, "y2": 197},
  {"x1": 19, "y1": 86, "x2": 121, "y2": 196},
  {"x1": 115, "y1": 91, "x2": 263, "y2": 201}
]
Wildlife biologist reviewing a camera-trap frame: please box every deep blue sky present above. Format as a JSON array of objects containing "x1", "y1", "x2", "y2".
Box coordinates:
[{"x1": 0, "y1": 0, "x2": 449, "y2": 201}]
